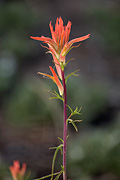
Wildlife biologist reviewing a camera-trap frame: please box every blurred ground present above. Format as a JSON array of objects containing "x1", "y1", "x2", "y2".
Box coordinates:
[{"x1": 0, "y1": 0, "x2": 120, "y2": 180}]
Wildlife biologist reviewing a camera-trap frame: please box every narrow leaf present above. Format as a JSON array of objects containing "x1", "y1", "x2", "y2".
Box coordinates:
[
  {"x1": 71, "y1": 121, "x2": 78, "y2": 132},
  {"x1": 34, "y1": 172, "x2": 60, "y2": 180},
  {"x1": 59, "y1": 146, "x2": 63, "y2": 155},
  {"x1": 49, "y1": 96, "x2": 64, "y2": 101},
  {"x1": 64, "y1": 58, "x2": 75, "y2": 67},
  {"x1": 54, "y1": 170, "x2": 63, "y2": 180},
  {"x1": 67, "y1": 105, "x2": 73, "y2": 114},
  {"x1": 74, "y1": 120, "x2": 83, "y2": 122},
  {"x1": 50, "y1": 144, "x2": 63, "y2": 180},
  {"x1": 65, "y1": 69, "x2": 80, "y2": 83},
  {"x1": 58, "y1": 137, "x2": 64, "y2": 143},
  {"x1": 61, "y1": 165, "x2": 65, "y2": 172},
  {"x1": 45, "y1": 89, "x2": 57, "y2": 96},
  {"x1": 49, "y1": 147, "x2": 57, "y2": 150},
  {"x1": 67, "y1": 118, "x2": 72, "y2": 122},
  {"x1": 73, "y1": 106, "x2": 82, "y2": 115}
]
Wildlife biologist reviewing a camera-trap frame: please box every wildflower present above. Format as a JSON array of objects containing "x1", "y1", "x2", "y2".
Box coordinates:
[
  {"x1": 9, "y1": 160, "x2": 26, "y2": 180},
  {"x1": 30, "y1": 17, "x2": 90, "y2": 79},
  {"x1": 38, "y1": 66, "x2": 63, "y2": 96}
]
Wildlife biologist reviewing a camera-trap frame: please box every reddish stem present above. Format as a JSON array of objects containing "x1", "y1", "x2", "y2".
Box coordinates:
[{"x1": 61, "y1": 70, "x2": 67, "y2": 180}]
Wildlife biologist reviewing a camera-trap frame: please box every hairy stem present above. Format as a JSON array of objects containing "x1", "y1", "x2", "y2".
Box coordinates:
[{"x1": 61, "y1": 70, "x2": 67, "y2": 180}]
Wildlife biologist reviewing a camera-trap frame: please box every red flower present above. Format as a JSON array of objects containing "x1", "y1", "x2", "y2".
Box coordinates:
[
  {"x1": 9, "y1": 161, "x2": 26, "y2": 180},
  {"x1": 38, "y1": 66, "x2": 63, "y2": 96},
  {"x1": 30, "y1": 17, "x2": 90, "y2": 79}
]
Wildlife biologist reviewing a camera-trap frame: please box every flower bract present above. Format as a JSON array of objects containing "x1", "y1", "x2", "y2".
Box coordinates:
[{"x1": 38, "y1": 66, "x2": 63, "y2": 96}]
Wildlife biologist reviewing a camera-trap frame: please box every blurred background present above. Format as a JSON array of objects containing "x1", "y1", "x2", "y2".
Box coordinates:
[{"x1": 0, "y1": 0, "x2": 120, "y2": 179}]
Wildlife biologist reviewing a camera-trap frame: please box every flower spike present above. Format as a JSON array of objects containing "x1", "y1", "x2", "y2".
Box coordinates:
[{"x1": 30, "y1": 17, "x2": 90, "y2": 78}]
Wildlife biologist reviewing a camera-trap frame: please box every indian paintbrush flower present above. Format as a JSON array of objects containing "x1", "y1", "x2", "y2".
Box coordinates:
[
  {"x1": 30, "y1": 17, "x2": 90, "y2": 180},
  {"x1": 9, "y1": 161, "x2": 26, "y2": 180},
  {"x1": 30, "y1": 17, "x2": 90, "y2": 79}
]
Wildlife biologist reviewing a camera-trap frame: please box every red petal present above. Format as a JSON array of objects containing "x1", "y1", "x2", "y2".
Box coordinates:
[
  {"x1": 20, "y1": 163, "x2": 26, "y2": 176},
  {"x1": 64, "y1": 21, "x2": 72, "y2": 43},
  {"x1": 67, "y1": 34, "x2": 90, "y2": 47},
  {"x1": 49, "y1": 66, "x2": 63, "y2": 95},
  {"x1": 49, "y1": 21, "x2": 57, "y2": 43},
  {"x1": 30, "y1": 36, "x2": 56, "y2": 48},
  {"x1": 38, "y1": 72, "x2": 55, "y2": 82}
]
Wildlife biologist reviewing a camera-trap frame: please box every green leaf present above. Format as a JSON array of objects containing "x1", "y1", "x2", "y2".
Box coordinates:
[
  {"x1": 67, "y1": 105, "x2": 73, "y2": 114},
  {"x1": 45, "y1": 89, "x2": 56, "y2": 96},
  {"x1": 65, "y1": 69, "x2": 80, "y2": 83},
  {"x1": 67, "y1": 105, "x2": 82, "y2": 118},
  {"x1": 74, "y1": 119, "x2": 82, "y2": 122},
  {"x1": 73, "y1": 106, "x2": 82, "y2": 115},
  {"x1": 67, "y1": 118, "x2": 82, "y2": 132},
  {"x1": 64, "y1": 58, "x2": 75, "y2": 67},
  {"x1": 61, "y1": 165, "x2": 65, "y2": 172},
  {"x1": 67, "y1": 118, "x2": 72, "y2": 122},
  {"x1": 49, "y1": 96, "x2": 64, "y2": 101},
  {"x1": 34, "y1": 172, "x2": 60, "y2": 180},
  {"x1": 46, "y1": 90, "x2": 64, "y2": 101},
  {"x1": 50, "y1": 144, "x2": 63, "y2": 180},
  {"x1": 71, "y1": 121, "x2": 78, "y2": 132},
  {"x1": 54, "y1": 170, "x2": 63, "y2": 180},
  {"x1": 67, "y1": 119, "x2": 78, "y2": 131},
  {"x1": 58, "y1": 137, "x2": 64, "y2": 143},
  {"x1": 59, "y1": 146, "x2": 63, "y2": 155},
  {"x1": 49, "y1": 147, "x2": 57, "y2": 150},
  {"x1": 54, "y1": 90, "x2": 64, "y2": 101}
]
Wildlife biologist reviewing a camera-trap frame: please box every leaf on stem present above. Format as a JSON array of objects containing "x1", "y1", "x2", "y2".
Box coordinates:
[
  {"x1": 50, "y1": 144, "x2": 63, "y2": 180},
  {"x1": 67, "y1": 118, "x2": 82, "y2": 132},
  {"x1": 64, "y1": 58, "x2": 75, "y2": 67},
  {"x1": 45, "y1": 90, "x2": 64, "y2": 101},
  {"x1": 73, "y1": 106, "x2": 82, "y2": 115},
  {"x1": 65, "y1": 69, "x2": 80, "y2": 83},
  {"x1": 74, "y1": 119, "x2": 83, "y2": 122},
  {"x1": 49, "y1": 147, "x2": 58, "y2": 150},
  {"x1": 61, "y1": 165, "x2": 65, "y2": 172},
  {"x1": 34, "y1": 172, "x2": 60, "y2": 180},
  {"x1": 58, "y1": 137, "x2": 64, "y2": 143},
  {"x1": 67, "y1": 105, "x2": 74, "y2": 114},
  {"x1": 54, "y1": 170, "x2": 63, "y2": 180},
  {"x1": 67, "y1": 105, "x2": 82, "y2": 116},
  {"x1": 67, "y1": 119, "x2": 78, "y2": 132}
]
